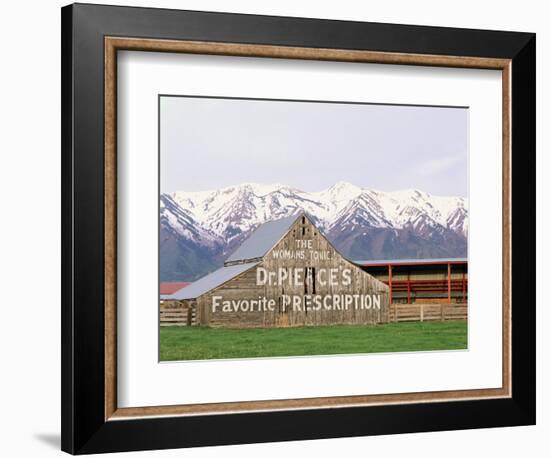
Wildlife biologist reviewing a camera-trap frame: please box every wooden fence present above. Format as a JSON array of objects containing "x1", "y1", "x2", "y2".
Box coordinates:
[
  {"x1": 389, "y1": 303, "x2": 467, "y2": 323},
  {"x1": 160, "y1": 303, "x2": 466, "y2": 326},
  {"x1": 160, "y1": 306, "x2": 196, "y2": 326}
]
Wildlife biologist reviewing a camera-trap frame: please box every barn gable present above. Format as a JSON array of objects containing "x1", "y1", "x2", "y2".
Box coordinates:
[{"x1": 256, "y1": 213, "x2": 387, "y2": 291}]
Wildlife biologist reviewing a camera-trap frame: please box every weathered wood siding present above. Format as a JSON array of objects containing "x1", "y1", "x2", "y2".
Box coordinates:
[{"x1": 196, "y1": 216, "x2": 389, "y2": 327}]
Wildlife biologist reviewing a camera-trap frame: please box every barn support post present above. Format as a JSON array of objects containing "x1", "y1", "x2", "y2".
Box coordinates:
[
  {"x1": 388, "y1": 264, "x2": 393, "y2": 305},
  {"x1": 447, "y1": 262, "x2": 452, "y2": 304},
  {"x1": 407, "y1": 267, "x2": 410, "y2": 304},
  {"x1": 462, "y1": 269, "x2": 466, "y2": 303}
]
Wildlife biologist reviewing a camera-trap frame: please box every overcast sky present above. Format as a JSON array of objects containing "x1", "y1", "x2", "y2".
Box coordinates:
[{"x1": 160, "y1": 96, "x2": 468, "y2": 197}]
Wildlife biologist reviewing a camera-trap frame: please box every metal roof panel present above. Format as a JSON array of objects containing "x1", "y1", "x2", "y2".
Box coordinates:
[
  {"x1": 355, "y1": 258, "x2": 468, "y2": 266},
  {"x1": 167, "y1": 262, "x2": 259, "y2": 300},
  {"x1": 225, "y1": 213, "x2": 301, "y2": 263}
]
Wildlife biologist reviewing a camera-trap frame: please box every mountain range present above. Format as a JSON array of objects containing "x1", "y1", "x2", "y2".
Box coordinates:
[{"x1": 160, "y1": 182, "x2": 468, "y2": 281}]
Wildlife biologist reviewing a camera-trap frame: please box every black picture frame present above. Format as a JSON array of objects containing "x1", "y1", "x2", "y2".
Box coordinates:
[{"x1": 61, "y1": 3, "x2": 536, "y2": 454}]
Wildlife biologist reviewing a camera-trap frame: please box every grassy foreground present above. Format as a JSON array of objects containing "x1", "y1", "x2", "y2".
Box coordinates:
[{"x1": 160, "y1": 321, "x2": 467, "y2": 361}]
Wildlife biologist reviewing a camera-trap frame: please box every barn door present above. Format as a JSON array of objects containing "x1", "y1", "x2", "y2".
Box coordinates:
[{"x1": 275, "y1": 291, "x2": 289, "y2": 327}]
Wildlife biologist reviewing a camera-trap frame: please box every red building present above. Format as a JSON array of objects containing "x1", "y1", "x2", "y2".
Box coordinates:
[
  {"x1": 160, "y1": 282, "x2": 190, "y2": 297},
  {"x1": 357, "y1": 258, "x2": 467, "y2": 304}
]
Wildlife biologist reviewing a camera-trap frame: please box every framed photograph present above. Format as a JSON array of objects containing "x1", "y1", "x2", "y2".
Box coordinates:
[{"x1": 61, "y1": 3, "x2": 536, "y2": 454}]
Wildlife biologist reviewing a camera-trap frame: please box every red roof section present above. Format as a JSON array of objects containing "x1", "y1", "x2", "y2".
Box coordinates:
[{"x1": 160, "y1": 282, "x2": 190, "y2": 295}]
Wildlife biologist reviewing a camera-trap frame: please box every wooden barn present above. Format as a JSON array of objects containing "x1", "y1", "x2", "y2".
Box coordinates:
[{"x1": 166, "y1": 213, "x2": 390, "y2": 328}]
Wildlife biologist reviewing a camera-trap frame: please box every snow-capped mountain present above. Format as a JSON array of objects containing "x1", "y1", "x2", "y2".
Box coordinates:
[{"x1": 161, "y1": 182, "x2": 468, "y2": 281}]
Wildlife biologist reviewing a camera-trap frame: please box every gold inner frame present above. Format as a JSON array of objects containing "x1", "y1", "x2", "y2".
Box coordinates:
[{"x1": 104, "y1": 37, "x2": 512, "y2": 421}]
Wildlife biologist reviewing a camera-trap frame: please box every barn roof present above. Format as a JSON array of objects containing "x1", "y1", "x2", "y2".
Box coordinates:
[
  {"x1": 355, "y1": 258, "x2": 468, "y2": 267},
  {"x1": 225, "y1": 213, "x2": 301, "y2": 263},
  {"x1": 167, "y1": 262, "x2": 259, "y2": 300}
]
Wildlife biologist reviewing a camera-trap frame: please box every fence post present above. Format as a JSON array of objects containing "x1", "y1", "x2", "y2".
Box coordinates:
[{"x1": 420, "y1": 304, "x2": 424, "y2": 322}]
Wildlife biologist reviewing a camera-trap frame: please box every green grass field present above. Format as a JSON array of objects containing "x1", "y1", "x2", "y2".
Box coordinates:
[{"x1": 159, "y1": 321, "x2": 467, "y2": 361}]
